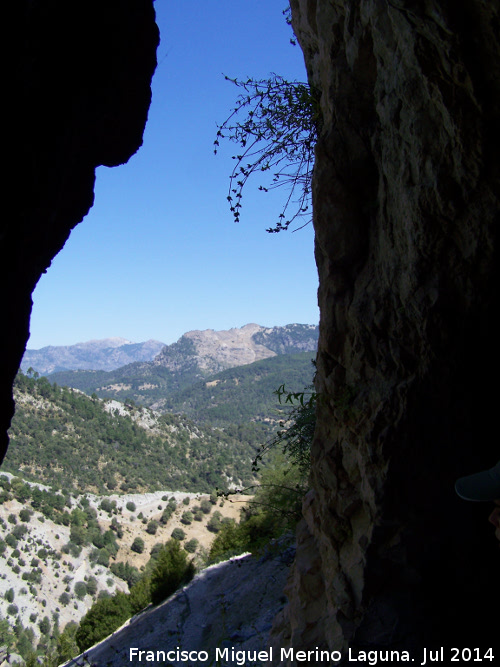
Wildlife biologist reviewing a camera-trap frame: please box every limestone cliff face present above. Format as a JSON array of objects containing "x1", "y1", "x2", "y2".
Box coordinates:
[
  {"x1": 273, "y1": 0, "x2": 500, "y2": 657},
  {"x1": 2, "y1": 1, "x2": 159, "y2": 461}
]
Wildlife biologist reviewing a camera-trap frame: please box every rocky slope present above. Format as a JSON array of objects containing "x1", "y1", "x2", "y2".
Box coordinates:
[
  {"x1": 21, "y1": 339, "x2": 166, "y2": 375},
  {"x1": 62, "y1": 544, "x2": 294, "y2": 667},
  {"x1": 153, "y1": 323, "x2": 318, "y2": 375},
  {"x1": 0, "y1": 472, "x2": 248, "y2": 651}
]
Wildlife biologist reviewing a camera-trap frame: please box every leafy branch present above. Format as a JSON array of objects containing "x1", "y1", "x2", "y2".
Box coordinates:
[
  {"x1": 214, "y1": 74, "x2": 320, "y2": 233},
  {"x1": 252, "y1": 382, "x2": 317, "y2": 475}
]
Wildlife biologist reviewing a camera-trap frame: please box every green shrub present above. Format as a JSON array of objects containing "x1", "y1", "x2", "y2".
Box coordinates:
[
  {"x1": 184, "y1": 538, "x2": 199, "y2": 554},
  {"x1": 12, "y1": 524, "x2": 28, "y2": 539},
  {"x1": 86, "y1": 576, "x2": 98, "y2": 597},
  {"x1": 39, "y1": 615, "x2": 51, "y2": 635},
  {"x1": 126, "y1": 501, "x2": 136, "y2": 512},
  {"x1": 56, "y1": 621, "x2": 79, "y2": 664},
  {"x1": 74, "y1": 581, "x2": 87, "y2": 600},
  {"x1": 75, "y1": 592, "x2": 132, "y2": 651},
  {"x1": 180, "y1": 511, "x2": 193, "y2": 525},
  {"x1": 131, "y1": 537, "x2": 144, "y2": 554},
  {"x1": 19, "y1": 509, "x2": 32, "y2": 523},
  {"x1": 171, "y1": 528, "x2": 185, "y2": 541},
  {"x1": 149, "y1": 540, "x2": 195, "y2": 605},
  {"x1": 146, "y1": 520, "x2": 158, "y2": 535},
  {"x1": 207, "y1": 511, "x2": 222, "y2": 533},
  {"x1": 5, "y1": 534, "x2": 18, "y2": 549},
  {"x1": 128, "y1": 576, "x2": 151, "y2": 614},
  {"x1": 58, "y1": 592, "x2": 70, "y2": 606},
  {"x1": 200, "y1": 499, "x2": 212, "y2": 514},
  {"x1": 110, "y1": 561, "x2": 141, "y2": 588}
]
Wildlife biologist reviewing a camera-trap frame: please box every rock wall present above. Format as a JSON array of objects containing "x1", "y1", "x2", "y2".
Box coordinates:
[
  {"x1": 273, "y1": 0, "x2": 499, "y2": 658},
  {"x1": 2, "y1": 0, "x2": 159, "y2": 461}
]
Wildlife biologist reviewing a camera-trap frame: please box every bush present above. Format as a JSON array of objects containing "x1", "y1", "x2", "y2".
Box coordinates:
[
  {"x1": 74, "y1": 581, "x2": 87, "y2": 600},
  {"x1": 39, "y1": 615, "x2": 51, "y2": 635},
  {"x1": 5, "y1": 534, "x2": 18, "y2": 549},
  {"x1": 171, "y1": 528, "x2": 185, "y2": 541},
  {"x1": 126, "y1": 501, "x2": 136, "y2": 512},
  {"x1": 200, "y1": 499, "x2": 212, "y2": 514},
  {"x1": 19, "y1": 509, "x2": 32, "y2": 523},
  {"x1": 110, "y1": 561, "x2": 141, "y2": 588},
  {"x1": 86, "y1": 576, "x2": 98, "y2": 597},
  {"x1": 180, "y1": 511, "x2": 193, "y2": 525},
  {"x1": 61, "y1": 542, "x2": 81, "y2": 558},
  {"x1": 131, "y1": 537, "x2": 144, "y2": 554},
  {"x1": 146, "y1": 520, "x2": 158, "y2": 535},
  {"x1": 184, "y1": 538, "x2": 199, "y2": 554},
  {"x1": 58, "y1": 592, "x2": 70, "y2": 606},
  {"x1": 128, "y1": 576, "x2": 151, "y2": 614},
  {"x1": 12, "y1": 524, "x2": 28, "y2": 539},
  {"x1": 75, "y1": 592, "x2": 132, "y2": 651},
  {"x1": 207, "y1": 511, "x2": 223, "y2": 533},
  {"x1": 149, "y1": 540, "x2": 195, "y2": 605}
]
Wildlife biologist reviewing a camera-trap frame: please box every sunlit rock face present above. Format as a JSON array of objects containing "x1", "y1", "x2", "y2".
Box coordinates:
[
  {"x1": 273, "y1": 0, "x2": 500, "y2": 658},
  {"x1": 2, "y1": 0, "x2": 159, "y2": 461}
]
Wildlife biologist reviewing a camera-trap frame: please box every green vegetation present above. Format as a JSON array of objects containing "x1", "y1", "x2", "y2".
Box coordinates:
[
  {"x1": 47, "y1": 336, "x2": 200, "y2": 403},
  {"x1": 6, "y1": 372, "x2": 269, "y2": 493},
  {"x1": 75, "y1": 540, "x2": 194, "y2": 652},
  {"x1": 131, "y1": 537, "x2": 144, "y2": 554},
  {"x1": 0, "y1": 332, "x2": 318, "y2": 662},
  {"x1": 253, "y1": 381, "x2": 317, "y2": 475},
  {"x1": 164, "y1": 351, "x2": 314, "y2": 426},
  {"x1": 149, "y1": 539, "x2": 195, "y2": 605},
  {"x1": 208, "y1": 382, "x2": 316, "y2": 563},
  {"x1": 171, "y1": 528, "x2": 186, "y2": 541},
  {"x1": 215, "y1": 72, "x2": 319, "y2": 233},
  {"x1": 209, "y1": 452, "x2": 306, "y2": 563}
]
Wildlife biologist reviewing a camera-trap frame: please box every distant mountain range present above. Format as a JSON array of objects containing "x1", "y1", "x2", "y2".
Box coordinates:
[
  {"x1": 43, "y1": 324, "x2": 319, "y2": 410},
  {"x1": 21, "y1": 337, "x2": 166, "y2": 374}
]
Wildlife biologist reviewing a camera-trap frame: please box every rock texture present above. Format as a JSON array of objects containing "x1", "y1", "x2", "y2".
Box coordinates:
[
  {"x1": 2, "y1": 0, "x2": 159, "y2": 463},
  {"x1": 153, "y1": 323, "x2": 319, "y2": 375},
  {"x1": 63, "y1": 546, "x2": 294, "y2": 667},
  {"x1": 271, "y1": 0, "x2": 500, "y2": 659}
]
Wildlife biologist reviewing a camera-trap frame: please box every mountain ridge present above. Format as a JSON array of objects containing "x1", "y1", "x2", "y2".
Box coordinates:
[
  {"x1": 45, "y1": 324, "x2": 318, "y2": 409},
  {"x1": 22, "y1": 338, "x2": 166, "y2": 375}
]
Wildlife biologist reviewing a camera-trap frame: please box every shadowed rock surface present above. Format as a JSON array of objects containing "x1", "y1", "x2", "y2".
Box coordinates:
[
  {"x1": 2, "y1": 0, "x2": 159, "y2": 462},
  {"x1": 271, "y1": 0, "x2": 500, "y2": 660}
]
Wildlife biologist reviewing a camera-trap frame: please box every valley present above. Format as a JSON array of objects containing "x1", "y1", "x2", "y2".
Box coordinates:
[
  {"x1": 0, "y1": 471, "x2": 247, "y2": 656},
  {"x1": 0, "y1": 323, "x2": 317, "y2": 663}
]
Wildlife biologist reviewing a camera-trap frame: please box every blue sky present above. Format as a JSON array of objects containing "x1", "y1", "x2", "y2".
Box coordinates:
[{"x1": 28, "y1": 1, "x2": 319, "y2": 349}]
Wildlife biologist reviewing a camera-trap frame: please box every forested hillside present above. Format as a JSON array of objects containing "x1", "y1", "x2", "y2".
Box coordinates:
[
  {"x1": 46, "y1": 324, "x2": 318, "y2": 410},
  {"x1": 5, "y1": 374, "x2": 269, "y2": 494},
  {"x1": 162, "y1": 352, "x2": 315, "y2": 424}
]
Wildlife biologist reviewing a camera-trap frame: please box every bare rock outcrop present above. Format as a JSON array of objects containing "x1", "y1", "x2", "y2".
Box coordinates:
[
  {"x1": 272, "y1": 0, "x2": 500, "y2": 659},
  {"x1": 64, "y1": 547, "x2": 294, "y2": 667},
  {"x1": 2, "y1": 0, "x2": 159, "y2": 462}
]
